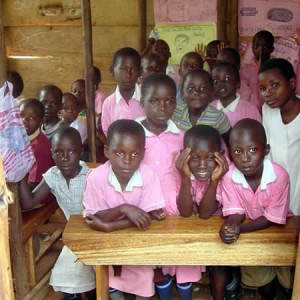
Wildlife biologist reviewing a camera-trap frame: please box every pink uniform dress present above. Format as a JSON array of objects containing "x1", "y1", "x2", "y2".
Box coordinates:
[
  {"x1": 94, "y1": 90, "x2": 106, "y2": 114},
  {"x1": 83, "y1": 161, "x2": 165, "y2": 297},
  {"x1": 220, "y1": 159, "x2": 290, "y2": 223},
  {"x1": 211, "y1": 94, "x2": 261, "y2": 127},
  {"x1": 101, "y1": 84, "x2": 145, "y2": 135},
  {"x1": 238, "y1": 81, "x2": 252, "y2": 102}
]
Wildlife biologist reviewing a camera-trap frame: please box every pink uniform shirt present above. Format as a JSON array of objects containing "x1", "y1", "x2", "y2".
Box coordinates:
[
  {"x1": 211, "y1": 94, "x2": 261, "y2": 127},
  {"x1": 220, "y1": 159, "x2": 290, "y2": 224},
  {"x1": 238, "y1": 81, "x2": 252, "y2": 102},
  {"x1": 83, "y1": 161, "x2": 165, "y2": 297},
  {"x1": 101, "y1": 85, "x2": 145, "y2": 135},
  {"x1": 94, "y1": 90, "x2": 106, "y2": 114}
]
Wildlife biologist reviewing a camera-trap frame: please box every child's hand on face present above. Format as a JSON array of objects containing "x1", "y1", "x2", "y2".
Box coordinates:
[
  {"x1": 122, "y1": 204, "x2": 152, "y2": 229},
  {"x1": 85, "y1": 214, "x2": 109, "y2": 232},
  {"x1": 149, "y1": 209, "x2": 166, "y2": 221},
  {"x1": 219, "y1": 221, "x2": 240, "y2": 244},
  {"x1": 211, "y1": 151, "x2": 229, "y2": 183},
  {"x1": 176, "y1": 148, "x2": 191, "y2": 179}
]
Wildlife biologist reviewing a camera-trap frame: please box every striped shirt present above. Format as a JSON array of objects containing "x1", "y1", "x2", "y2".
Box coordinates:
[{"x1": 172, "y1": 103, "x2": 231, "y2": 134}]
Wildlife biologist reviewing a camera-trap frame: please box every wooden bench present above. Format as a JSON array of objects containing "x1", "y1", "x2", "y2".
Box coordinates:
[{"x1": 63, "y1": 215, "x2": 300, "y2": 300}]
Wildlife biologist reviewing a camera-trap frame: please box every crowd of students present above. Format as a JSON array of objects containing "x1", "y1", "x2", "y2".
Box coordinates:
[{"x1": 4, "y1": 29, "x2": 298, "y2": 300}]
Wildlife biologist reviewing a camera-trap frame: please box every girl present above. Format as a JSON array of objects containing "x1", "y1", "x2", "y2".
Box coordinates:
[{"x1": 137, "y1": 73, "x2": 203, "y2": 300}]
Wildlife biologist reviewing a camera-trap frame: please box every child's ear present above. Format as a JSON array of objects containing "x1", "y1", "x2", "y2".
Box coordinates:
[
  {"x1": 104, "y1": 145, "x2": 110, "y2": 159},
  {"x1": 289, "y1": 77, "x2": 296, "y2": 90},
  {"x1": 265, "y1": 144, "x2": 270, "y2": 156}
]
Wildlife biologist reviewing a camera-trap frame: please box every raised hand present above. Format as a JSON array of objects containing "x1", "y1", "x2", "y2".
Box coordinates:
[{"x1": 195, "y1": 43, "x2": 206, "y2": 59}]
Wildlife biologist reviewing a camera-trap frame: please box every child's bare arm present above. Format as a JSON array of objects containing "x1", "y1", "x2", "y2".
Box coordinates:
[
  {"x1": 239, "y1": 216, "x2": 273, "y2": 233},
  {"x1": 19, "y1": 177, "x2": 51, "y2": 210},
  {"x1": 176, "y1": 148, "x2": 194, "y2": 217},
  {"x1": 198, "y1": 152, "x2": 228, "y2": 219}
]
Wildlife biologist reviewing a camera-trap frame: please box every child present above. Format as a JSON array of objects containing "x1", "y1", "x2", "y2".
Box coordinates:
[
  {"x1": 176, "y1": 52, "x2": 204, "y2": 104},
  {"x1": 240, "y1": 30, "x2": 274, "y2": 109},
  {"x1": 19, "y1": 127, "x2": 96, "y2": 300},
  {"x1": 211, "y1": 62, "x2": 261, "y2": 126},
  {"x1": 83, "y1": 119, "x2": 166, "y2": 300},
  {"x1": 61, "y1": 92, "x2": 88, "y2": 143},
  {"x1": 172, "y1": 69, "x2": 231, "y2": 148},
  {"x1": 93, "y1": 66, "x2": 107, "y2": 115},
  {"x1": 39, "y1": 84, "x2": 67, "y2": 141},
  {"x1": 216, "y1": 48, "x2": 252, "y2": 101},
  {"x1": 176, "y1": 125, "x2": 240, "y2": 300},
  {"x1": 7, "y1": 70, "x2": 25, "y2": 104},
  {"x1": 259, "y1": 58, "x2": 300, "y2": 217},
  {"x1": 101, "y1": 47, "x2": 144, "y2": 136},
  {"x1": 71, "y1": 79, "x2": 86, "y2": 116},
  {"x1": 19, "y1": 98, "x2": 53, "y2": 190},
  {"x1": 136, "y1": 73, "x2": 202, "y2": 300},
  {"x1": 219, "y1": 119, "x2": 291, "y2": 300},
  {"x1": 138, "y1": 53, "x2": 162, "y2": 84}
]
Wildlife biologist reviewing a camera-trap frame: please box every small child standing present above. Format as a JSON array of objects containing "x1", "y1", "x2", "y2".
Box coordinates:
[
  {"x1": 93, "y1": 66, "x2": 107, "y2": 115},
  {"x1": 71, "y1": 79, "x2": 86, "y2": 117},
  {"x1": 211, "y1": 62, "x2": 261, "y2": 126},
  {"x1": 219, "y1": 119, "x2": 291, "y2": 300},
  {"x1": 83, "y1": 119, "x2": 165, "y2": 300},
  {"x1": 19, "y1": 127, "x2": 96, "y2": 300},
  {"x1": 39, "y1": 84, "x2": 67, "y2": 141},
  {"x1": 20, "y1": 98, "x2": 54, "y2": 190},
  {"x1": 138, "y1": 53, "x2": 162, "y2": 84},
  {"x1": 101, "y1": 47, "x2": 144, "y2": 135}
]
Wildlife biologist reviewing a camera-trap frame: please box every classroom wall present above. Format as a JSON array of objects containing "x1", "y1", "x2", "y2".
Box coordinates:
[{"x1": 3, "y1": 0, "x2": 155, "y2": 98}]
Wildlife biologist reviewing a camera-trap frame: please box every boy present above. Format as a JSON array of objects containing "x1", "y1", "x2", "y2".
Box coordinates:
[
  {"x1": 39, "y1": 84, "x2": 66, "y2": 141},
  {"x1": 138, "y1": 53, "x2": 162, "y2": 84},
  {"x1": 19, "y1": 127, "x2": 96, "y2": 299},
  {"x1": 71, "y1": 79, "x2": 86, "y2": 116},
  {"x1": 101, "y1": 47, "x2": 144, "y2": 135},
  {"x1": 83, "y1": 119, "x2": 165, "y2": 300},
  {"x1": 219, "y1": 119, "x2": 291, "y2": 300}
]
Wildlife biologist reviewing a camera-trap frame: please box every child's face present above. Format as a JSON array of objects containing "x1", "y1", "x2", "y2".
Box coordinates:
[
  {"x1": 141, "y1": 83, "x2": 176, "y2": 129},
  {"x1": 61, "y1": 95, "x2": 80, "y2": 124},
  {"x1": 71, "y1": 82, "x2": 85, "y2": 109},
  {"x1": 51, "y1": 135, "x2": 83, "y2": 179},
  {"x1": 153, "y1": 40, "x2": 171, "y2": 63},
  {"x1": 39, "y1": 90, "x2": 61, "y2": 122},
  {"x1": 252, "y1": 36, "x2": 273, "y2": 62},
  {"x1": 206, "y1": 44, "x2": 219, "y2": 60},
  {"x1": 20, "y1": 105, "x2": 43, "y2": 136},
  {"x1": 104, "y1": 133, "x2": 145, "y2": 184},
  {"x1": 141, "y1": 58, "x2": 161, "y2": 79},
  {"x1": 113, "y1": 55, "x2": 141, "y2": 91},
  {"x1": 230, "y1": 129, "x2": 269, "y2": 178},
  {"x1": 182, "y1": 73, "x2": 213, "y2": 110},
  {"x1": 179, "y1": 55, "x2": 203, "y2": 78},
  {"x1": 212, "y1": 66, "x2": 240, "y2": 101},
  {"x1": 186, "y1": 138, "x2": 219, "y2": 182},
  {"x1": 258, "y1": 68, "x2": 295, "y2": 109}
]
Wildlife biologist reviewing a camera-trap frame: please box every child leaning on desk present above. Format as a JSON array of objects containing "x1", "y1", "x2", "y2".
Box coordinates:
[
  {"x1": 83, "y1": 119, "x2": 166, "y2": 300},
  {"x1": 19, "y1": 127, "x2": 96, "y2": 300}
]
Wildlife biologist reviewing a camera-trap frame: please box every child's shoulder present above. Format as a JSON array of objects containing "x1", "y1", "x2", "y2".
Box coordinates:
[
  {"x1": 270, "y1": 160, "x2": 289, "y2": 182},
  {"x1": 86, "y1": 161, "x2": 110, "y2": 182}
]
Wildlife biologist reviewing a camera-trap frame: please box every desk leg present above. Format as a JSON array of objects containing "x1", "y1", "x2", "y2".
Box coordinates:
[
  {"x1": 96, "y1": 265, "x2": 109, "y2": 300},
  {"x1": 292, "y1": 234, "x2": 300, "y2": 300}
]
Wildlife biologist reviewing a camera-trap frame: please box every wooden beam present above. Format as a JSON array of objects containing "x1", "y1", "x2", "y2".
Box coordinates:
[
  {"x1": 81, "y1": 0, "x2": 97, "y2": 162},
  {"x1": 137, "y1": 0, "x2": 147, "y2": 53}
]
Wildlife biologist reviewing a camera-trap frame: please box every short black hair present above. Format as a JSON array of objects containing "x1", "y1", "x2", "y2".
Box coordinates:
[
  {"x1": 259, "y1": 58, "x2": 295, "y2": 80},
  {"x1": 71, "y1": 79, "x2": 85, "y2": 89},
  {"x1": 93, "y1": 66, "x2": 102, "y2": 83},
  {"x1": 7, "y1": 70, "x2": 24, "y2": 98},
  {"x1": 182, "y1": 69, "x2": 213, "y2": 89},
  {"x1": 141, "y1": 53, "x2": 161, "y2": 68},
  {"x1": 52, "y1": 127, "x2": 82, "y2": 148},
  {"x1": 39, "y1": 85, "x2": 63, "y2": 102},
  {"x1": 141, "y1": 73, "x2": 176, "y2": 98},
  {"x1": 212, "y1": 61, "x2": 240, "y2": 82},
  {"x1": 107, "y1": 119, "x2": 145, "y2": 148},
  {"x1": 180, "y1": 52, "x2": 204, "y2": 68},
  {"x1": 112, "y1": 47, "x2": 141, "y2": 67},
  {"x1": 62, "y1": 92, "x2": 79, "y2": 105},
  {"x1": 20, "y1": 98, "x2": 45, "y2": 119},
  {"x1": 184, "y1": 125, "x2": 221, "y2": 151},
  {"x1": 253, "y1": 30, "x2": 274, "y2": 45},
  {"x1": 217, "y1": 48, "x2": 241, "y2": 67}
]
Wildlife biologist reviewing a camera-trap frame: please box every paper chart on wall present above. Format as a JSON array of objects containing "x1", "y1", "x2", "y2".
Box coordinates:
[
  {"x1": 156, "y1": 23, "x2": 216, "y2": 64},
  {"x1": 154, "y1": 0, "x2": 217, "y2": 24},
  {"x1": 239, "y1": 0, "x2": 300, "y2": 36}
]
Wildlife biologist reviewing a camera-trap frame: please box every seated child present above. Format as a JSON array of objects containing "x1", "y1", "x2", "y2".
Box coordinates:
[
  {"x1": 176, "y1": 52, "x2": 204, "y2": 104},
  {"x1": 240, "y1": 30, "x2": 274, "y2": 110},
  {"x1": 71, "y1": 79, "x2": 86, "y2": 117},
  {"x1": 93, "y1": 65, "x2": 107, "y2": 115},
  {"x1": 20, "y1": 98, "x2": 54, "y2": 190},
  {"x1": 172, "y1": 69, "x2": 231, "y2": 148},
  {"x1": 176, "y1": 125, "x2": 240, "y2": 300},
  {"x1": 136, "y1": 73, "x2": 202, "y2": 300},
  {"x1": 61, "y1": 92, "x2": 88, "y2": 143},
  {"x1": 138, "y1": 53, "x2": 162, "y2": 84},
  {"x1": 7, "y1": 70, "x2": 25, "y2": 104},
  {"x1": 19, "y1": 127, "x2": 96, "y2": 300},
  {"x1": 39, "y1": 84, "x2": 67, "y2": 141},
  {"x1": 101, "y1": 47, "x2": 144, "y2": 135},
  {"x1": 211, "y1": 62, "x2": 261, "y2": 126},
  {"x1": 219, "y1": 119, "x2": 292, "y2": 300},
  {"x1": 83, "y1": 119, "x2": 166, "y2": 300},
  {"x1": 216, "y1": 48, "x2": 252, "y2": 101}
]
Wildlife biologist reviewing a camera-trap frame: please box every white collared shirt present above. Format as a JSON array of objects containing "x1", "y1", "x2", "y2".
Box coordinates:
[{"x1": 216, "y1": 94, "x2": 240, "y2": 113}]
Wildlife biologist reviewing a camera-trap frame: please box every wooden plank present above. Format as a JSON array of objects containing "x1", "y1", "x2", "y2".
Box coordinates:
[
  {"x1": 24, "y1": 236, "x2": 37, "y2": 288},
  {"x1": 96, "y1": 266, "x2": 109, "y2": 300},
  {"x1": 23, "y1": 271, "x2": 51, "y2": 300},
  {"x1": 292, "y1": 234, "x2": 300, "y2": 299},
  {"x1": 63, "y1": 215, "x2": 300, "y2": 266}
]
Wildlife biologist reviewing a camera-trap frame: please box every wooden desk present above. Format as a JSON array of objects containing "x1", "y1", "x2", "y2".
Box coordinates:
[{"x1": 63, "y1": 215, "x2": 300, "y2": 300}]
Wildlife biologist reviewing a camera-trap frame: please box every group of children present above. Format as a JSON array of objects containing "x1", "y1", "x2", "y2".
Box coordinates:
[{"x1": 12, "y1": 29, "x2": 299, "y2": 300}]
